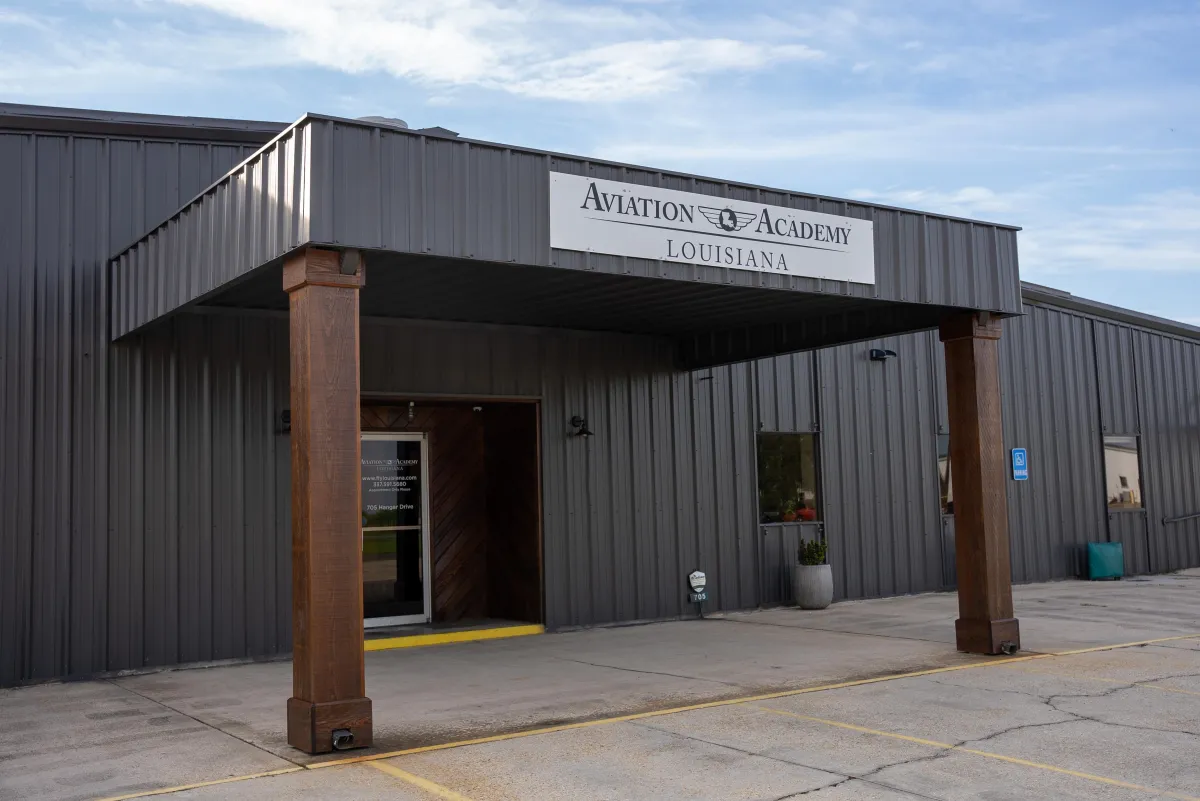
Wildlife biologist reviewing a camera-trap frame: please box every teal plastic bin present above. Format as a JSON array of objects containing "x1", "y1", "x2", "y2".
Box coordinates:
[{"x1": 1087, "y1": 542, "x2": 1124, "y2": 580}]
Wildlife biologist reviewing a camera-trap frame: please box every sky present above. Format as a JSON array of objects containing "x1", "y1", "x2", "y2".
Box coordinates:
[{"x1": 2, "y1": 0, "x2": 1197, "y2": 325}]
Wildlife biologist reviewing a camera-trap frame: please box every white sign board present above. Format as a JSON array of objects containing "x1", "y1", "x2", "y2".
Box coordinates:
[{"x1": 549, "y1": 173, "x2": 875, "y2": 284}]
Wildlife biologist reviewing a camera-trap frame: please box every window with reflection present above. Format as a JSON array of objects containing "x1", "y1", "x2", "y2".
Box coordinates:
[
  {"x1": 1104, "y1": 435, "x2": 1143, "y2": 509},
  {"x1": 757, "y1": 433, "x2": 819, "y2": 523},
  {"x1": 937, "y1": 434, "x2": 953, "y2": 515}
]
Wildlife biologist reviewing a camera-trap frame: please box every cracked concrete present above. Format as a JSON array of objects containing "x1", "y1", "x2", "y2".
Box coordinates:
[{"x1": 2, "y1": 571, "x2": 1198, "y2": 800}]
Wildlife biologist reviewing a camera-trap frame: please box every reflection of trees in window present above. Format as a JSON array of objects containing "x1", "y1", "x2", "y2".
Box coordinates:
[
  {"x1": 757, "y1": 433, "x2": 819, "y2": 523},
  {"x1": 1104, "y1": 435, "x2": 1142, "y2": 509},
  {"x1": 936, "y1": 434, "x2": 953, "y2": 515}
]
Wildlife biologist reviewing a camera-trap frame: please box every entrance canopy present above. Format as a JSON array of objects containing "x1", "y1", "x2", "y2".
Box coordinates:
[{"x1": 110, "y1": 114, "x2": 1022, "y2": 368}]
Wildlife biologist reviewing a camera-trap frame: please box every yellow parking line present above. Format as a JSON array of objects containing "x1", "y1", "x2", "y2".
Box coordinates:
[
  {"x1": 752, "y1": 706, "x2": 1200, "y2": 801},
  {"x1": 311, "y1": 634, "x2": 1200, "y2": 770},
  {"x1": 365, "y1": 624, "x2": 545, "y2": 652},
  {"x1": 369, "y1": 761, "x2": 475, "y2": 800},
  {"x1": 94, "y1": 630, "x2": 1200, "y2": 797},
  {"x1": 92, "y1": 767, "x2": 303, "y2": 801},
  {"x1": 1138, "y1": 683, "x2": 1200, "y2": 697},
  {"x1": 1048, "y1": 633, "x2": 1200, "y2": 656},
  {"x1": 310, "y1": 654, "x2": 1043, "y2": 768}
]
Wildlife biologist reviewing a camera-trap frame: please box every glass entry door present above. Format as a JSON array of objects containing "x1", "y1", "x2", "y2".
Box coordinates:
[{"x1": 361, "y1": 433, "x2": 431, "y2": 627}]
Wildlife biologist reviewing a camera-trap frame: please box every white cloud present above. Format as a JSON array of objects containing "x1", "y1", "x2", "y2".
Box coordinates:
[
  {"x1": 849, "y1": 186, "x2": 1024, "y2": 217},
  {"x1": 155, "y1": 0, "x2": 821, "y2": 100},
  {"x1": 590, "y1": 89, "x2": 1198, "y2": 169},
  {"x1": 1021, "y1": 190, "x2": 1200, "y2": 275}
]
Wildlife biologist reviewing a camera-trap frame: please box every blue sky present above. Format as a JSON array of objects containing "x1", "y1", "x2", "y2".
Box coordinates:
[{"x1": 2, "y1": 0, "x2": 1197, "y2": 324}]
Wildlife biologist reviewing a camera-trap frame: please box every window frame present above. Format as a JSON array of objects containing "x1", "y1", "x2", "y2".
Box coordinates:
[
  {"x1": 755, "y1": 431, "x2": 822, "y2": 525},
  {"x1": 1102, "y1": 433, "x2": 1145, "y2": 513},
  {"x1": 936, "y1": 433, "x2": 953, "y2": 517}
]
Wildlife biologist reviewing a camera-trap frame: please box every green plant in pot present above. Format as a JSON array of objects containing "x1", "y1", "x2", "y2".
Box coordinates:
[{"x1": 792, "y1": 538, "x2": 833, "y2": 609}]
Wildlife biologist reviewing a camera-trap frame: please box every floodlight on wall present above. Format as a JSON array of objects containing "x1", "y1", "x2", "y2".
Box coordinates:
[
  {"x1": 570, "y1": 416, "x2": 594, "y2": 438},
  {"x1": 869, "y1": 349, "x2": 898, "y2": 362}
]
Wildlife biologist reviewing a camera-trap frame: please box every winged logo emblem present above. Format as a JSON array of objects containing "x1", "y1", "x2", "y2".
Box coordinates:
[{"x1": 697, "y1": 206, "x2": 757, "y2": 233}]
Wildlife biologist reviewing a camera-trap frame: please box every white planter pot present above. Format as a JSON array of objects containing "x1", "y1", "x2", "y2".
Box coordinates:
[{"x1": 792, "y1": 564, "x2": 834, "y2": 610}]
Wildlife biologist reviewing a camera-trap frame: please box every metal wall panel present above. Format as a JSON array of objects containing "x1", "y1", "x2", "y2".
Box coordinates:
[
  {"x1": 1094, "y1": 320, "x2": 1141, "y2": 435},
  {"x1": 760, "y1": 523, "x2": 823, "y2": 606},
  {"x1": 1135, "y1": 330, "x2": 1200, "y2": 571},
  {"x1": 814, "y1": 332, "x2": 945, "y2": 601},
  {"x1": 101, "y1": 315, "x2": 290, "y2": 675},
  {"x1": 753, "y1": 351, "x2": 816, "y2": 433},
  {"x1": 0, "y1": 126, "x2": 263, "y2": 686},
  {"x1": 110, "y1": 125, "x2": 311, "y2": 337},
  {"x1": 999, "y1": 304, "x2": 1107, "y2": 581},
  {"x1": 315, "y1": 117, "x2": 1021, "y2": 311},
  {"x1": 1108, "y1": 511, "x2": 1151, "y2": 576},
  {"x1": 360, "y1": 317, "x2": 760, "y2": 628}
]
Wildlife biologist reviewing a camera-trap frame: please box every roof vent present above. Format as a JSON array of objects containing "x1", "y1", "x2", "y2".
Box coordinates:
[
  {"x1": 358, "y1": 115, "x2": 409, "y2": 129},
  {"x1": 413, "y1": 126, "x2": 459, "y2": 138}
]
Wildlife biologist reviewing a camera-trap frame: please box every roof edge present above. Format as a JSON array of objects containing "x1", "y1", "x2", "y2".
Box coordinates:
[
  {"x1": 302, "y1": 112, "x2": 1024, "y2": 232},
  {"x1": 0, "y1": 102, "x2": 285, "y2": 144},
  {"x1": 109, "y1": 113, "x2": 318, "y2": 260},
  {"x1": 1021, "y1": 281, "x2": 1200, "y2": 341}
]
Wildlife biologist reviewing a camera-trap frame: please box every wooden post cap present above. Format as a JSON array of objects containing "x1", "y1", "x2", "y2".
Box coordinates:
[
  {"x1": 940, "y1": 312, "x2": 1003, "y2": 343},
  {"x1": 283, "y1": 247, "x2": 365, "y2": 293}
]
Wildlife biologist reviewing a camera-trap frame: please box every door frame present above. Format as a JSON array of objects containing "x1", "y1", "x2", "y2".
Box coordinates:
[{"x1": 361, "y1": 431, "x2": 433, "y2": 628}]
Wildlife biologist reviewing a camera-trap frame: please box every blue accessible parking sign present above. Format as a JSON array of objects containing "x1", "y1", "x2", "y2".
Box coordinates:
[{"x1": 1011, "y1": 448, "x2": 1029, "y2": 481}]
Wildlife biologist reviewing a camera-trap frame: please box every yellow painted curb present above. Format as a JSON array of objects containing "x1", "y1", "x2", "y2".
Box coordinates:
[{"x1": 365, "y1": 624, "x2": 544, "y2": 652}]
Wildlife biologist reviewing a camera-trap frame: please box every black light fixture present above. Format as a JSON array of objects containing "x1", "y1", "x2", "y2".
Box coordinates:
[
  {"x1": 570, "y1": 415, "x2": 594, "y2": 438},
  {"x1": 869, "y1": 348, "x2": 898, "y2": 362}
]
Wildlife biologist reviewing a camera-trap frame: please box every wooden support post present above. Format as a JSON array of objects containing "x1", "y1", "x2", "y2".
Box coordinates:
[
  {"x1": 940, "y1": 312, "x2": 1021, "y2": 655},
  {"x1": 284, "y1": 246, "x2": 372, "y2": 753}
]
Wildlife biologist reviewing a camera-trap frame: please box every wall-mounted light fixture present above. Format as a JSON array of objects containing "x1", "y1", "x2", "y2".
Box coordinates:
[
  {"x1": 869, "y1": 348, "x2": 898, "y2": 362},
  {"x1": 570, "y1": 415, "x2": 594, "y2": 438}
]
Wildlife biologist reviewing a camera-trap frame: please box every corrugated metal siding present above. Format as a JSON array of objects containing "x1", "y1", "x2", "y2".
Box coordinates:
[
  {"x1": 753, "y1": 351, "x2": 817, "y2": 432},
  {"x1": 1094, "y1": 320, "x2": 1141, "y2": 435},
  {"x1": 1108, "y1": 511, "x2": 1151, "y2": 576},
  {"x1": 316, "y1": 118, "x2": 1021, "y2": 311},
  {"x1": 104, "y1": 315, "x2": 290, "y2": 673},
  {"x1": 112, "y1": 116, "x2": 1023, "y2": 339},
  {"x1": 814, "y1": 332, "x2": 945, "y2": 600},
  {"x1": 999, "y1": 305, "x2": 1107, "y2": 581},
  {"x1": 5, "y1": 110, "x2": 1200, "y2": 687},
  {"x1": 0, "y1": 127, "x2": 264, "y2": 686},
  {"x1": 110, "y1": 125, "x2": 311, "y2": 337},
  {"x1": 1136, "y1": 330, "x2": 1200, "y2": 571},
  {"x1": 760, "y1": 523, "x2": 823, "y2": 605},
  {"x1": 362, "y1": 317, "x2": 760, "y2": 628}
]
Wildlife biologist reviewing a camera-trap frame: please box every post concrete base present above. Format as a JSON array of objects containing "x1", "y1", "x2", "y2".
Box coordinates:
[
  {"x1": 287, "y1": 696, "x2": 374, "y2": 754},
  {"x1": 955, "y1": 617, "x2": 1021, "y2": 655}
]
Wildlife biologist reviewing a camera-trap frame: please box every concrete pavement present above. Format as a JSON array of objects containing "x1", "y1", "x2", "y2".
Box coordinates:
[{"x1": 1, "y1": 571, "x2": 1198, "y2": 800}]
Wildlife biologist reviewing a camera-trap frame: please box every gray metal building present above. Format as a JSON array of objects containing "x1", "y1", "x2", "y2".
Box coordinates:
[{"x1": 2, "y1": 103, "x2": 1198, "y2": 688}]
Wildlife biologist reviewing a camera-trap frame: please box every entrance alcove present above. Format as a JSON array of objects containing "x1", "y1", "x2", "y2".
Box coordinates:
[{"x1": 361, "y1": 400, "x2": 542, "y2": 630}]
